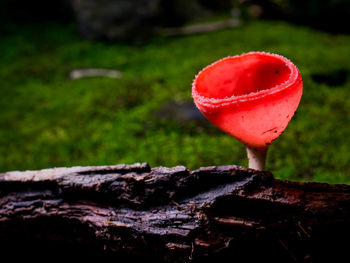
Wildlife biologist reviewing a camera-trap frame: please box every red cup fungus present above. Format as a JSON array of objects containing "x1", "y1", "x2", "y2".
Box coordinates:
[{"x1": 192, "y1": 52, "x2": 303, "y2": 170}]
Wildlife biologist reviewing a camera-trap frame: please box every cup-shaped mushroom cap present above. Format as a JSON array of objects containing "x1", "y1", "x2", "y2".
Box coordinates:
[{"x1": 192, "y1": 52, "x2": 303, "y2": 148}]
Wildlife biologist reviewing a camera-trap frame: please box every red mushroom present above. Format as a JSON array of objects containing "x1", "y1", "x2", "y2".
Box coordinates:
[{"x1": 192, "y1": 52, "x2": 303, "y2": 170}]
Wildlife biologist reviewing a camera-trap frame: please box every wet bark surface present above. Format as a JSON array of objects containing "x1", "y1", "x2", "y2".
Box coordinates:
[{"x1": 0, "y1": 163, "x2": 349, "y2": 262}]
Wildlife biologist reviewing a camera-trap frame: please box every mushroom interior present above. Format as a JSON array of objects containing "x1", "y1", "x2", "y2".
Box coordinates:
[{"x1": 196, "y1": 53, "x2": 291, "y2": 99}]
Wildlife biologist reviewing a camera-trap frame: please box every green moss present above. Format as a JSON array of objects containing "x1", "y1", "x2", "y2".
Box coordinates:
[{"x1": 1, "y1": 21, "x2": 350, "y2": 184}]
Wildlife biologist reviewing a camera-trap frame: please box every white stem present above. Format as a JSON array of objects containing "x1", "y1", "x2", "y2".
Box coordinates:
[{"x1": 246, "y1": 145, "x2": 268, "y2": 171}]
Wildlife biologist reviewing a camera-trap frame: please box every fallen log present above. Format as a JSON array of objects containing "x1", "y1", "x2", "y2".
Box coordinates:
[{"x1": 0, "y1": 163, "x2": 349, "y2": 262}]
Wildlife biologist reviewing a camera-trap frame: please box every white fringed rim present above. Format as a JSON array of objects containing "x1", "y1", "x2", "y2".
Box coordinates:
[{"x1": 192, "y1": 51, "x2": 301, "y2": 108}]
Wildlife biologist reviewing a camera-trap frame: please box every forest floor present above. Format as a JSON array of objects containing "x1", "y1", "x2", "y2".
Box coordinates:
[{"x1": 1, "y1": 20, "x2": 350, "y2": 184}]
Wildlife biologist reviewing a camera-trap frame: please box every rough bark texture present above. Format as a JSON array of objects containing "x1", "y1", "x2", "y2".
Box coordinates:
[{"x1": 0, "y1": 163, "x2": 349, "y2": 262}]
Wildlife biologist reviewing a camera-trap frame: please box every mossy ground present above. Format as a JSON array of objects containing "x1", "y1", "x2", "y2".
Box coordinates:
[{"x1": 1, "y1": 21, "x2": 350, "y2": 184}]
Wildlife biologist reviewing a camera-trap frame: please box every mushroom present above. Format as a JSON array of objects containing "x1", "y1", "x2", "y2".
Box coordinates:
[{"x1": 192, "y1": 52, "x2": 303, "y2": 170}]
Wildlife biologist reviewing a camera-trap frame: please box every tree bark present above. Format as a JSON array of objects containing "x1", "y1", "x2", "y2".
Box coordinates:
[{"x1": 0, "y1": 163, "x2": 349, "y2": 262}]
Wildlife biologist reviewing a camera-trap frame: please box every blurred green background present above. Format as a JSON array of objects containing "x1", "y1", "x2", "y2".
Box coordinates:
[{"x1": 0, "y1": 0, "x2": 349, "y2": 184}]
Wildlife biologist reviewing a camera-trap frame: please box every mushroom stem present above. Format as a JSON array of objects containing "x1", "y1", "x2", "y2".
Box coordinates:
[{"x1": 246, "y1": 145, "x2": 268, "y2": 171}]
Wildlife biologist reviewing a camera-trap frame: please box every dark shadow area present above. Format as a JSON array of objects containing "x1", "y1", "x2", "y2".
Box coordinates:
[
  {"x1": 0, "y1": 0, "x2": 74, "y2": 24},
  {"x1": 257, "y1": 0, "x2": 350, "y2": 34},
  {"x1": 1, "y1": 217, "x2": 348, "y2": 262},
  {"x1": 312, "y1": 70, "x2": 349, "y2": 86},
  {"x1": 0, "y1": 217, "x2": 159, "y2": 262}
]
